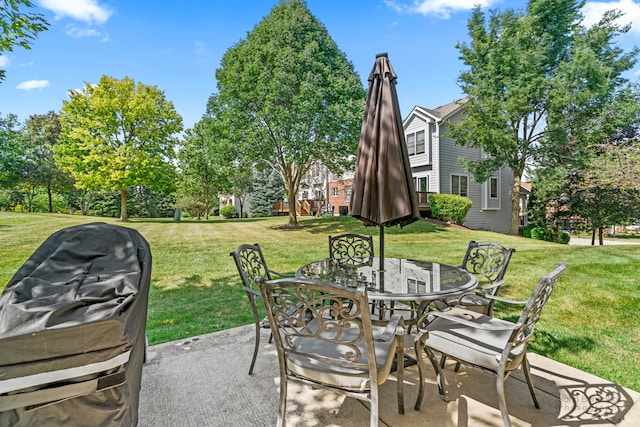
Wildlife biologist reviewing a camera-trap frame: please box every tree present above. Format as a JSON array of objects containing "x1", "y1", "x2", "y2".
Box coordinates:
[
  {"x1": 230, "y1": 165, "x2": 253, "y2": 218},
  {"x1": 0, "y1": 0, "x2": 48, "y2": 81},
  {"x1": 250, "y1": 168, "x2": 285, "y2": 217},
  {"x1": 215, "y1": 0, "x2": 365, "y2": 227},
  {"x1": 530, "y1": 90, "x2": 640, "y2": 245},
  {"x1": 56, "y1": 75, "x2": 183, "y2": 221},
  {"x1": 25, "y1": 111, "x2": 72, "y2": 212},
  {"x1": 0, "y1": 112, "x2": 25, "y2": 189},
  {"x1": 449, "y1": 0, "x2": 637, "y2": 235},
  {"x1": 177, "y1": 95, "x2": 236, "y2": 220}
]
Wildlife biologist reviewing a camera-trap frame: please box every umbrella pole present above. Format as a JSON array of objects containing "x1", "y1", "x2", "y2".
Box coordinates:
[{"x1": 379, "y1": 224, "x2": 384, "y2": 271}]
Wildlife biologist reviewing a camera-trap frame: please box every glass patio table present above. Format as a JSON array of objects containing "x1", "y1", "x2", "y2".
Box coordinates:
[{"x1": 296, "y1": 257, "x2": 478, "y2": 320}]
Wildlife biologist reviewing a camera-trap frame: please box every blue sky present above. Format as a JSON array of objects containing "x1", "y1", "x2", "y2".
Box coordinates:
[{"x1": 1, "y1": 0, "x2": 640, "y2": 130}]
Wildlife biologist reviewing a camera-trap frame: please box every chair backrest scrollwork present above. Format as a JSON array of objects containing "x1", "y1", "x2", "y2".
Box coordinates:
[
  {"x1": 460, "y1": 240, "x2": 515, "y2": 286},
  {"x1": 230, "y1": 243, "x2": 272, "y2": 292},
  {"x1": 328, "y1": 234, "x2": 374, "y2": 266},
  {"x1": 509, "y1": 262, "x2": 566, "y2": 350}
]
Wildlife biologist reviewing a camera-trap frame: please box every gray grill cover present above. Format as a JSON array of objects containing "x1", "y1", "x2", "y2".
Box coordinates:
[{"x1": 0, "y1": 222, "x2": 151, "y2": 426}]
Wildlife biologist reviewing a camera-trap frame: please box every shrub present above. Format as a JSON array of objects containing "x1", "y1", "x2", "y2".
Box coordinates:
[
  {"x1": 558, "y1": 231, "x2": 571, "y2": 244},
  {"x1": 32, "y1": 193, "x2": 68, "y2": 213},
  {"x1": 429, "y1": 193, "x2": 472, "y2": 224},
  {"x1": 530, "y1": 226, "x2": 552, "y2": 241},
  {"x1": 522, "y1": 224, "x2": 536, "y2": 238},
  {"x1": 220, "y1": 205, "x2": 236, "y2": 219}
]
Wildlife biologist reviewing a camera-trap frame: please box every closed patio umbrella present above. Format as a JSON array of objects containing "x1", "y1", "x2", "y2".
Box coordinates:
[{"x1": 350, "y1": 53, "x2": 420, "y2": 270}]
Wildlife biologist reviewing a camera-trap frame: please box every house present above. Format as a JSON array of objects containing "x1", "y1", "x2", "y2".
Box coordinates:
[
  {"x1": 296, "y1": 161, "x2": 353, "y2": 216},
  {"x1": 402, "y1": 99, "x2": 513, "y2": 234},
  {"x1": 254, "y1": 98, "x2": 514, "y2": 233}
]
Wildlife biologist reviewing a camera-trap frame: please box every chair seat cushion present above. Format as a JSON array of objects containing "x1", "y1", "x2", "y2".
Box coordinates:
[
  {"x1": 286, "y1": 322, "x2": 397, "y2": 391},
  {"x1": 424, "y1": 307, "x2": 525, "y2": 372}
]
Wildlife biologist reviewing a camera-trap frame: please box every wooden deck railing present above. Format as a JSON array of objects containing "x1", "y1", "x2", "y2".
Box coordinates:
[
  {"x1": 273, "y1": 193, "x2": 433, "y2": 216},
  {"x1": 271, "y1": 199, "x2": 323, "y2": 216}
]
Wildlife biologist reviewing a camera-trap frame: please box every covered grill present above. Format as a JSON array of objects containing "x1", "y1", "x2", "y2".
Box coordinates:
[{"x1": 0, "y1": 222, "x2": 151, "y2": 427}]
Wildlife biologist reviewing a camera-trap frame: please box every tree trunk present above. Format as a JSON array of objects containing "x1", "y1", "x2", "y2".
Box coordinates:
[
  {"x1": 287, "y1": 186, "x2": 298, "y2": 227},
  {"x1": 204, "y1": 189, "x2": 210, "y2": 220},
  {"x1": 119, "y1": 187, "x2": 128, "y2": 221},
  {"x1": 598, "y1": 226, "x2": 604, "y2": 245},
  {"x1": 510, "y1": 171, "x2": 522, "y2": 235},
  {"x1": 47, "y1": 183, "x2": 53, "y2": 213}
]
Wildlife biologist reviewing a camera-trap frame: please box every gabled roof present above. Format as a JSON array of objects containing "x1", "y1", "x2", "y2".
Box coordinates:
[{"x1": 406, "y1": 98, "x2": 469, "y2": 124}]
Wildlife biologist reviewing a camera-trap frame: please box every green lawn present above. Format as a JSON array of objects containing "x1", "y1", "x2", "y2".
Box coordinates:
[{"x1": 1, "y1": 212, "x2": 639, "y2": 392}]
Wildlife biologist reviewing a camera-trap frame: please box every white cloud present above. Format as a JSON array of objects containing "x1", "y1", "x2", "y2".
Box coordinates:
[
  {"x1": 66, "y1": 24, "x2": 100, "y2": 38},
  {"x1": 385, "y1": 0, "x2": 499, "y2": 19},
  {"x1": 0, "y1": 56, "x2": 9, "y2": 68},
  {"x1": 583, "y1": 0, "x2": 640, "y2": 35},
  {"x1": 16, "y1": 80, "x2": 50, "y2": 91},
  {"x1": 39, "y1": 0, "x2": 112, "y2": 25}
]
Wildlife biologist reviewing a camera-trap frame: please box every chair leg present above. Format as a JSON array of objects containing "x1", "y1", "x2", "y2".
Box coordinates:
[
  {"x1": 425, "y1": 346, "x2": 448, "y2": 402},
  {"x1": 414, "y1": 335, "x2": 448, "y2": 410},
  {"x1": 522, "y1": 354, "x2": 540, "y2": 408},
  {"x1": 439, "y1": 355, "x2": 447, "y2": 369},
  {"x1": 414, "y1": 337, "x2": 427, "y2": 411},
  {"x1": 496, "y1": 373, "x2": 512, "y2": 427},
  {"x1": 277, "y1": 377, "x2": 287, "y2": 427},
  {"x1": 396, "y1": 342, "x2": 405, "y2": 415},
  {"x1": 249, "y1": 302, "x2": 262, "y2": 375},
  {"x1": 249, "y1": 321, "x2": 260, "y2": 375},
  {"x1": 370, "y1": 383, "x2": 379, "y2": 427}
]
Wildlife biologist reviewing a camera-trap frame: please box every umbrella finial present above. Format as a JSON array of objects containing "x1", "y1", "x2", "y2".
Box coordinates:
[{"x1": 376, "y1": 52, "x2": 388, "y2": 58}]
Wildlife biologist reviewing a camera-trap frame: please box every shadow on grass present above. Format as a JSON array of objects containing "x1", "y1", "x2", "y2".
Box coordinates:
[
  {"x1": 131, "y1": 217, "x2": 268, "y2": 224},
  {"x1": 300, "y1": 216, "x2": 444, "y2": 235},
  {"x1": 528, "y1": 329, "x2": 597, "y2": 356}
]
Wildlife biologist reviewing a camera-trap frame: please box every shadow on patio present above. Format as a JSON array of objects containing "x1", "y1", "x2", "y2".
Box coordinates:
[{"x1": 138, "y1": 325, "x2": 639, "y2": 427}]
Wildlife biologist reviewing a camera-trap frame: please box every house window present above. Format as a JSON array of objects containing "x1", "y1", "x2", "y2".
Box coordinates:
[
  {"x1": 406, "y1": 133, "x2": 415, "y2": 155},
  {"x1": 415, "y1": 176, "x2": 428, "y2": 192},
  {"x1": 345, "y1": 185, "x2": 352, "y2": 201},
  {"x1": 490, "y1": 177, "x2": 498, "y2": 198},
  {"x1": 406, "y1": 130, "x2": 426, "y2": 156},
  {"x1": 415, "y1": 130, "x2": 425, "y2": 154},
  {"x1": 415, "y1": 176, "x2": 429, "y2": 204},
  {"x1": 451, "y1": 175, "x2": 468, "y2": 197},
  {"x1": 332, "y1": 187, "x2": 338, "y2": 197}
]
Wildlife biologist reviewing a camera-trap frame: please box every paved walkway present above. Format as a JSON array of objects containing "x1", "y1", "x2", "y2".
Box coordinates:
[
  {"x1": 568, "y1": 237, "x2": 640, "y2": 245},
  {"x1": 138, "y1": 325, "x2": 639, "y2": 426}
]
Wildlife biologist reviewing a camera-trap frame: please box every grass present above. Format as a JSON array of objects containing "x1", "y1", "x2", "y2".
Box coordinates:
[{"x1": 1, "y1": 212, "x2": 639, "y2": 392}]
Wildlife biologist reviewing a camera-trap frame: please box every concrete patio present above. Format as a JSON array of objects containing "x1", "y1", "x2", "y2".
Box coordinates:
[{"x1": 138, "y1": 325, "x2": 639, "y2": 426}]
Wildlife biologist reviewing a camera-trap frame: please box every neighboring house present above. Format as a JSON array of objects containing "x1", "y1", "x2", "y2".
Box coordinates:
[
  {"x1": 403, "y1": 99, "x2": 513, "y2": 234},
  {"x1": 220, "y1": 193, "x2": 253, "y2": 217},
  {"x1": 233, "y1": 99, "x2": 514, "y2": 232},
  {"x1": 298, "y1": 161, "x2": 353, "y2": 216},
  {"x1": 520, "y1": 181, "x2": 532, "y2": 228}
]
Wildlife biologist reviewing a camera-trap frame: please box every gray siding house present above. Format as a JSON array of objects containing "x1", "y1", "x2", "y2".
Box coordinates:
[{"x1": 404, "y1": 99, "x2": 512, "y2": 234}]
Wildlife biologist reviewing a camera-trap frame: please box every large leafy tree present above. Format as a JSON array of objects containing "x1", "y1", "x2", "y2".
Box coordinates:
[
  {"x1": 25, "y1": 111, "x2": 72, "y2": 212},
  {"x1": 0, "y1": 0, "x2": 48, "y2": 81},
  {"x1": 56, "y1": 76, "x2": 183, "y2": 221},
  {"x1": 177, "y1": 95, "x2": 236, "y2": 220},
  {"x1": 449, "y1": 0, "x2": 638, "y2": 235},
  {"x1": 530, "y1": 85, "x2": 640, "y2": 244},
  {"x1": 215, "y1": 0, "x2": 365, "y2": 227}
]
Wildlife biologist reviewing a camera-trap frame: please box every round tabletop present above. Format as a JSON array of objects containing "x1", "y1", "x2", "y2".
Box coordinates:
[{"x1": 296, "y1": 257, "x2": 477, "y2": 302}]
